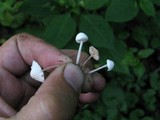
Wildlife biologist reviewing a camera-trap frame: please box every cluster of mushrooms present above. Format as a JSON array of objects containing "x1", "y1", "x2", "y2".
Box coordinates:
[{"x1": 30, "y1": 32, "x2": 114, "y2": 82}]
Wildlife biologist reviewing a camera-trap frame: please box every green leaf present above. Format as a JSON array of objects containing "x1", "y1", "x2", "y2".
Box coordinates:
[
  {"x1": 98, "y1": 39, "x2": 127, "y2": 63},
  {"x1": 102, "y1": 85, "x2": 124, "y2": 108},
  {"x1": 82, "y1": 0, "x2": 108, "y2": 10},
  {"x1": 153, "y1": 0, "x2": 160, "y2": 6},
  {"x1": 150, "y1": 71, "x2": 160, "y2": 91},
  {"x1": 133, "y1": 62, "x2": 145, "y2": 79},
  {"x1": 121, "y1": 51, "x2": 139, "y2": 67},
  {"x1": 132, "y1": 27, "x2": 149, "y2": 48},
  {"x1": 117, "y1": 31, "x2": 130, "y2": 40},
  {"x1": 20, "y1": 0, "x2": 51, "y2": 17},
  {"x1": 138, "y1": 48, "x2": 154, "y2": 59},
  {"x1": 80, "y1": 14, "x2": 114, "y2": 48},
  {"x1": 140, "y1": 0, "x2": 155, "y2": 17},
  {"x1": 99, "y1": 40, "x2": 128, "y2": 74},
  {"x1": 141, "y1": 117, "x2": 154, "y2": 120},
  {"x1": 151, "y1": 37, "x2": 160, "y2": 49},
  {"x1": 125, "y1": 92, "x2": 139, "y2": 108},
  {"x1": 143, "y1": 89, "x2": 156, "y2": 101},
  {"x1": 0, "y1": 39, "x2": 6, "y2": 45},
  {"x1": 44, "y1": 14, "x2": 76, "y2": 48},
  {"x1": 129, "y1": 109, "x2": 144, "y2": 120},
  {"x1": 143, "y1": 89, "x2": 156, "y2": 111},
  {"x1": 106, "y1": 0, "x2": 138, "y2": 22},
  {"x1": 106, "y1": 108, "x2": 119, "y2": 120}
]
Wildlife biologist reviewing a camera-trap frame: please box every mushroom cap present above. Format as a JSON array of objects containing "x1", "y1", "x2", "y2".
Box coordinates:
[
  {"x1": 30, "y1": 60, "x2": 44, "y2": 82},
  {"x1": 75, "y1": 32, "x2": 88, "y2": 43},
  {"x1": 106, "y1": 59, "x2": 114, "y2": 71},
  {"x1": 89, "y1": 46, "x2": 99, "y2": 60}
]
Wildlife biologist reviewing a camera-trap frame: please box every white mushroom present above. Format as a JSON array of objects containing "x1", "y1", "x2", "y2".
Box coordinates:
[
  {"x1": 83, "y1": 46, "x2": 99, "y2": 66},
  {"x1": 30, "y1": 60, "x2": 44, "y2": 82},
  {"x1": 88, "y1": 59, "x2": 114, "y2": 74},
  {"x1": 106, "y1": 59, "x2": 114, "y2": 71},
  {"x1": 76, "y1": 32, "x2": 88, "y2": 43},
  {"x1": 75, "y1": 32, "x2": 88, "y2": 64},
  {"x1": 89, "y1": 46, "x2": 99, "y2": 60}
]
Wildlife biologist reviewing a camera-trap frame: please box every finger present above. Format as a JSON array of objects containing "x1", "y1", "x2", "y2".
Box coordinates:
[
  {"x1": 20, "y1": 71, "x2": 42, "y2": 88},
  {"x1": 0, "y1": 68, "x2": 24, "y2": 108},
  {"x1": 79, "y1": 92, "x2": 100, "y2": 104},
  {"x1": 0, "y1": 33, "x2": 72, "y2": 76},
  {"x1": 83, "y1": 73, "x2": 106, "y2": 92},
  {"x1": 0, "y1": 68, "x2": 36, "y2": 110},
  {"x1": 12, "y1": 63, "x2": 84, "y2": 120},
  {"x1": 61, "y1": 50, "x2": 106, "y2": 93},
  {"x1": 91, "y1": 73, "x2": 106, "y2": 91},
  {"x1": 0, "y1": 97, "x2": 16, "y2": 117}
]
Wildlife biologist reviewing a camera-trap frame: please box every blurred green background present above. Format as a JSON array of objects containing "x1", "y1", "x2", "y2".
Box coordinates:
[{"x1": 0, "y1": 0, "x2": 160, "y2": 120}]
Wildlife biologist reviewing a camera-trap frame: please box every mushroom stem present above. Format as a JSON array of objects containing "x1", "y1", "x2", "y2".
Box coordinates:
[
  {"x1": 88, "y1": 64, "x2": 107, "y2": 74},
  {"x1": 76, "y1": 41, "x2": 83, "y2": 64},
  {"x1": 82, "y1": 56, "x2": 92, "y2": 66},
  {"x1": 88, "y1": 59, "x2": 114, "y2": 73}
]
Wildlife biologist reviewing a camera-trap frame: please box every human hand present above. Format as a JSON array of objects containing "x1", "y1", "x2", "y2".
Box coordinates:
[{"x1": 0, "y1": 33, "x2": 106, "y2": 120}]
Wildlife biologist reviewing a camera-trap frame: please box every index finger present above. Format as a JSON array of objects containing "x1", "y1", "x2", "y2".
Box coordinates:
[{"x1": 0, "y1": 33, "x2": 72, "y2": 76}]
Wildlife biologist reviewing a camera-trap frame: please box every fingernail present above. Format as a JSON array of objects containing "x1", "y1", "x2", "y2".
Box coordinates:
[{"x1": 64, "y1": 63, "x2": 84, "y2": 92}]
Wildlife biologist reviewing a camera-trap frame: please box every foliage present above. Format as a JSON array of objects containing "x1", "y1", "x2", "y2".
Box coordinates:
[{"x1": 0, "y1": 0, "x2": 160, "y2": 120}]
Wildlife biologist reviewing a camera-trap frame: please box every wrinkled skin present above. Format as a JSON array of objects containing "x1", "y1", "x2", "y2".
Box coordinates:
[{"x1": 0, "y1": 33, "x2": 106, "y2": 119}]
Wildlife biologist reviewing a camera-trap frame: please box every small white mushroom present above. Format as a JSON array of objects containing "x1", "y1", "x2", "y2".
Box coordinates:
[
  {"x1": 75, "y1": 32, "x2": 88, "y2": 64},
  {"x1": 76, "y1": 32, "x2": 88, "y2": 43},
  {"x1": 88, "y1": 59, "x2": 114, "y2": 74},
  {"x1": 89, "y1": 46, "x2": 99, "y2": 60},
  {"x1": 106, "y1": 59, "x2": 114, "y2": 71},
  {"x1": 83, "y1": 46, "x2": 99, "y2": 66},
  {"x1": 30, "y1": 60, "x2": 44, "y2": 82}
]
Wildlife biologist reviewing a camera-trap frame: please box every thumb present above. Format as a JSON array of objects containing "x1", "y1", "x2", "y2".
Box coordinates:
[{"x1": 12, "y1": 63, "x2": 84, "y2": 120}]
